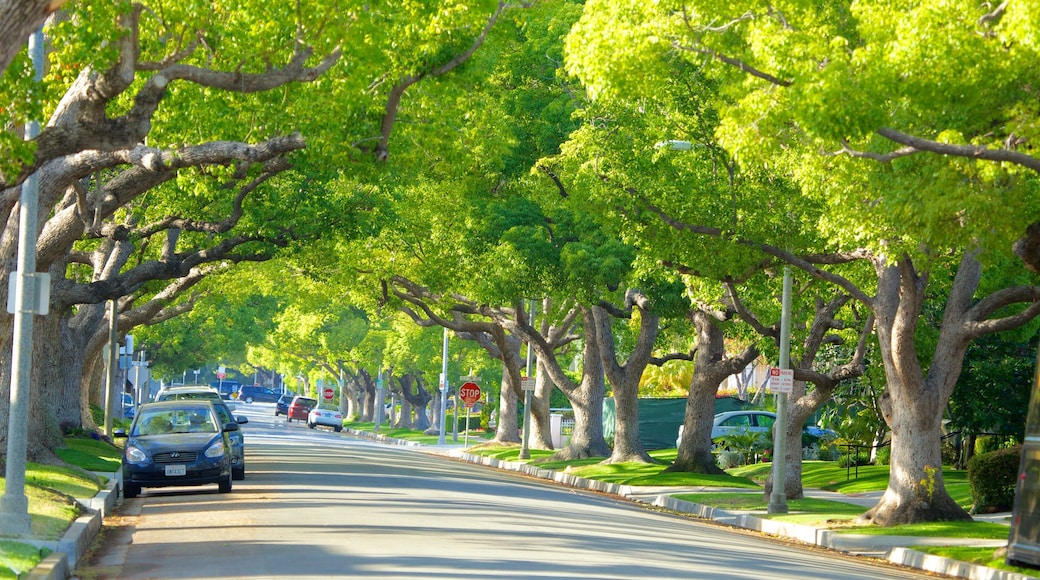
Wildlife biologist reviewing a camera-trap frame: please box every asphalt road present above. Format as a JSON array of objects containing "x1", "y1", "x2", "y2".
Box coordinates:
[{"x1": 73, "y1": 402, "x2": 936, "y2": 580}]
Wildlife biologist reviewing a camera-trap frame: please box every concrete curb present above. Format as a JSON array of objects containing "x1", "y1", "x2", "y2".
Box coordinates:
[
  {"x1": 24, "y1": 471, "x2": 120, "y2": 580},
  {"x1": 435, "y1": 446, "x2": 1037, "y2": 580}
]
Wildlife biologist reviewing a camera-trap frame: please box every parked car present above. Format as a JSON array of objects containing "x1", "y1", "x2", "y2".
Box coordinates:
[
  {"x1": 211, "y1": 399, "x2": 248, "y2": 480},
  {"x1": 676, "y1": 410, "x2": 838, "y2": 447},
  {"x1": 122, "y1": 393, "x2": 135, "y2": 419},
  {"x1": 274, "y1": 394, "x2": 293, "y2": 417},
  {"x1": 113, "y1": 400, "x2": 238, "y2": 498},
  {"x1": 157, "y1": 385, "x2": 236, "y2": 411},
  {"x1": 287, "y1": 396, "x2": 317, "y2": 423},
  {"x1": 238, "y1": 385, "x2": 281, "y2": 404},
  {"x1": 308, "y1": 405, "x2": 344, "y2": 432}
]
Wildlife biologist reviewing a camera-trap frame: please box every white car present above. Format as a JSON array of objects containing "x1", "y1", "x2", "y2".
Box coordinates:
[
  {"x1": 676, "y1": 410, "x2": 837, "y2": 447},
  {"x1": 307, "y1": 405, "x2": 344, "y2": 432}
]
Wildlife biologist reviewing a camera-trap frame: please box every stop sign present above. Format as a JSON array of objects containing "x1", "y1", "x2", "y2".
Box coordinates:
[
  {"x1": 459, "y1": 382, "x2": 481, "y2": 407},
  {"x1": 322, "y1": 387, "x2": 335, "y2": 401}
]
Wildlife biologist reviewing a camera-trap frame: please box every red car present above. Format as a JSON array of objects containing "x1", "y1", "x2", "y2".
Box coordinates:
[{"x1": 287, "y1": 396, "x2": 317, "y2": 422}]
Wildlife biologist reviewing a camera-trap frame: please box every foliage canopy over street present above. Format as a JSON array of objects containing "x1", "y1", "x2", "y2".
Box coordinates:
[{"x1": 1, "y1": 0, "x2": 1039, "y2": 526}]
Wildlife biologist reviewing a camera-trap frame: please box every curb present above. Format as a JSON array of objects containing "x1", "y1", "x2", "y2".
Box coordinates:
[
  {"x1": 24, "y1": 471, "x2": 120, "y2": 580},
  {"x1": 436, "y1": 447, "x2": 1038, "y2": 580}
]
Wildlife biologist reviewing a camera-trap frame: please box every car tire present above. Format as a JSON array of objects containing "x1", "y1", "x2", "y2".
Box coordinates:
[
  {"x1": 245, "y1": 396, "x2": 254, "y2": 404},
  {"x1": 218, "y1": 472, "x2": 232, "y2": 493},
  {"x1": 334, "y1": 425, "x2": 342, "y2": 433},
  {"x1": 307, "y1": 422, "x2": 316, "y2": 429},
  {"x1": 124, "y1": 482, "x2": 141, "y2": 499}
]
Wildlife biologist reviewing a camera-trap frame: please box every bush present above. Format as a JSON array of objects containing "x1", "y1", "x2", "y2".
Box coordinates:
[
  {"x1": 838, "y1": 450, "x2": 871, "y2": 468},
  {"x1": 717, "y1": 450, "x2": 744, "y2": 469},
  {"x1": 967, "y1": 445, "x2": 1021, "y2": 514},
  {"x1": 874, "y1": 444, "x2": 891, "y2": 466}
]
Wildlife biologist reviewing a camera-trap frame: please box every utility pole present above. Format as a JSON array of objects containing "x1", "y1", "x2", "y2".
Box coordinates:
[
  {"x1": 0, "y1": 27, "x2": 48, "y2": 536},
  {"x1": 768, "y1": 266, "x2": 793, "y2": 514},
  {"x1": 519, "y1": 299, "x2": 536, "y2": 460}
]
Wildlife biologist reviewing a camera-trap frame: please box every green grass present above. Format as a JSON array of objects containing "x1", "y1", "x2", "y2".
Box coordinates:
[
  {"x1": 911, "y1": 546, "x2": 1040, "y2": 576},
  {"x1": 0, "y1": 435, "x2": 117, "y2": 575},
  {"x1": 345, "y1": 421, "x2": 488, "y2": 446},
  {"x1": 0, "y1": 541, "x2": 50, "y2": 579},
  {"x1": 54, "y1": 436, "x2": 122, "y2": 473}
]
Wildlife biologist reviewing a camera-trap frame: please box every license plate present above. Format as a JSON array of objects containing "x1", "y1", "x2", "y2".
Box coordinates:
[{"x1": 165, "y1": 464, "x2": 186, "y2": 476}]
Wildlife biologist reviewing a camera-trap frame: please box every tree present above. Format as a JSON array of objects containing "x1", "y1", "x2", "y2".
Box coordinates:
[{"x1": 563, "y1": 0, "x2": 1040, "y2": 525}]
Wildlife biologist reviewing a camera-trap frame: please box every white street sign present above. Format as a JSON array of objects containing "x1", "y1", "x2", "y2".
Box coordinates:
[{"x1": 768, "y1": 367, "x2": 794, "y2": 394}]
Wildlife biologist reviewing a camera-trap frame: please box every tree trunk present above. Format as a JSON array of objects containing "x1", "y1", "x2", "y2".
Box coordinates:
[
  {"x1": 527, "y1": 359, "x2": 553, "y2": 449},
  {"x1": 595, "y1": 295, "x2": 659, "y2": 465},
  {"x1": 545, "y1": 309, "x2": 611, "y2": 460},
  {"x1": 858, "y1": 255, "x2": 974, "y2": 524},
  {"x1": 492, "y1": 369, "x2": 520, "y2": 444},
  {"x1": 668, "y1": 309, "x2": 759, "y2": 474}
]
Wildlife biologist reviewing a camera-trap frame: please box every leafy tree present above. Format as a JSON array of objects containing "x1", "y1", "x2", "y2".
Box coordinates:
[{"x1": 563, "y1": 0, "x2": 1040, "y2": 525}]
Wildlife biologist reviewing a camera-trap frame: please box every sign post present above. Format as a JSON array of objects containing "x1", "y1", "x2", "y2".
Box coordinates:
[{"x1": 459, "y1": 380, "x2": 481, "y2": 447}]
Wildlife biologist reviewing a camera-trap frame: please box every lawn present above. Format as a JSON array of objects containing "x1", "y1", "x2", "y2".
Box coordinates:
[{"x1": 0, "y1": 435, "x2": 120, "y2": 576}]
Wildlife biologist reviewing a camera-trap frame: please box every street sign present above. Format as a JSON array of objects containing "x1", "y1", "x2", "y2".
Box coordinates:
[
  {"x1": 768, "y1": 367, "x2": 794, "y2": 394},
  {"x1": 459, "y1": 382, "x2": 482, "y2": 407},
  {"x1": 323, "y1": 387, "x2": 335, "y2": 401},
  {"x1": 521, "y1": 377, "x2": 536, "y2": 392}
]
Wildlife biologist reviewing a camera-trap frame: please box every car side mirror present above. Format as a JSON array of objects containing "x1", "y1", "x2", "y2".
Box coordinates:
[
  {"x1": 235, "y1": 416, "x2": 248, "y2": 424},
  {"x1": 113, "y1": 428, "x2": 128, "y2": 438},
  {"x1": 223, "y1": 422, "x2": 240, "y2": 432}
]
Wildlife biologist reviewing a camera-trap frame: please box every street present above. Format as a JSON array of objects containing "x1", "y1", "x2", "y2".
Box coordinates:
[{"x1": 74, "y1": 402, "x2": 935, "y2": 579}]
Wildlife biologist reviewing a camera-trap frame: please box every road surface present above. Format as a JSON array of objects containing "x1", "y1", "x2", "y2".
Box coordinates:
[{"x1": 73, "y1": 402, "x2": 935, "y2": 579}]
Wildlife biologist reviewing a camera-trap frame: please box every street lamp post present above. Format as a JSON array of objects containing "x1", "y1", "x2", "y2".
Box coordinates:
[
  {"x1": 768, "y1": 266, "x2": 793, "y2": 514},
  {"x1": 0, "y1": 27, "x2": 47, "y2": 536},
  {"x1": 518, "y1": 299, "x2": 536, "y2": 460}
]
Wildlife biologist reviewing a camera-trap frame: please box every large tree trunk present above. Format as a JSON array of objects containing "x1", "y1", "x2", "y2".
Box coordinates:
[
  {"x1": 544, "y1": 308, "x2": 611, "y2": 460},
  {"x1": 595, "y1": 294, "x2": 659, "y2": 465},
  {"x1": 527, "y1": 359, "x2": 553, "y2": 449},
  {"x1": 858, "y1": 255, "x2": 976, "y2": 525},
  {"x1": 668, "y1": 309, "x2": 759, "y2": 474},
  {"x1": 492, "y1": 369, "x2": 520, "y2": 443}
]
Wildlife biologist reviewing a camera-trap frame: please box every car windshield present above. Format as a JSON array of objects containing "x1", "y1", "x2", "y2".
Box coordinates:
[
  {"x1": 133, "y1": 408, "x2": 217, "y2": 435},
  {"x1": 294, "y1": 398, "x2": 317, "y2": 407}
]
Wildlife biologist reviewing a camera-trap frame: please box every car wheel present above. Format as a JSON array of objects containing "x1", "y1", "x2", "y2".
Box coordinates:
[
  {"x1": 334, "y1": 425, "x2": 342, "y2": 433},
  {"x1": 218, "y1": 471, "x2": 232, "y2": 493},
  {"x1": 124, "y1": 482, "x2": 141, "y2": 499},
  {"x1": 307, "y1": 422, "x2": 316, "y2": 429},
  {"x1": 245, "y1": 396, "x2": 254, "y2": 404}
]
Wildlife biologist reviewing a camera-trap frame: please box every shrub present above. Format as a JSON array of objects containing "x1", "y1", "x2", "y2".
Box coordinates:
[
  {"x1": 967, "y1": 445, "x2": 1021, "y2": 514},
  {"x1": 717, "y1": 450, "x2": 744, "y2": 469},
  {"x1": 874, "y1": 444, "x2": 891, "y2": 466},
  {"x1": 838, "y1": 450, "x2": 871, "y2": 468}
]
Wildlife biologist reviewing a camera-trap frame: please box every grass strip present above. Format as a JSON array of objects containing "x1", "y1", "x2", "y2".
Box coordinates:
[{"x1": 0, "y1": 541, "x2": 50, "y2": 579}]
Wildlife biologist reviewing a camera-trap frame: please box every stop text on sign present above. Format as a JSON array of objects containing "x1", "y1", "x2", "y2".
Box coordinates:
[{"x1": 459, "y1": 382, "x2": 482, "y2": 407}]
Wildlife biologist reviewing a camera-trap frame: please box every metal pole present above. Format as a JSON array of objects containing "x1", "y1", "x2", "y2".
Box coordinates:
[
  {"x1": 0, "y1": 27, "x2": 45, "y2": 536},
  {"x1": 768, "y1": 266, "x2": 792, "y2": 514},
  {"x1": 519, "y1": 299, "x2": 535, "y2": 460},
  {"x1": 104, "y1": 300, "x2": 117, "y2": 437},
  {"x1": 438, "y1": 327, "x2": 449, "y2": 445},
  {"x1": 374, "y1": 370, "x2": 384, "y2": 433}
]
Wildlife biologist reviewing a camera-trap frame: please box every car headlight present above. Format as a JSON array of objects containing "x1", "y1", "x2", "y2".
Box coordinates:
[
  {"x1": 204, "y1": 440, "x2": 226, "y2": 459},
  {"x1": 125, "y1": 445, "x2": 148, "y2": 464}
]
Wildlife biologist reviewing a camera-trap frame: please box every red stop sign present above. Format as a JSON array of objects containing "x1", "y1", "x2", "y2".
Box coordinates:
[
  {"x1": 322, "y1": 387, "x2": 335, "y2": 401},
  {"x1": 459, "y1": 382, "x2": 481, "y2": 407}
]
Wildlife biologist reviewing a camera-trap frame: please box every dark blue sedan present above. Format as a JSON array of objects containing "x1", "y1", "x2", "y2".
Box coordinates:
[{"x1": 114, "y1": 400, "x2": 238, "y2": 499}]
